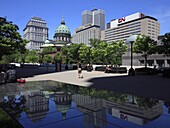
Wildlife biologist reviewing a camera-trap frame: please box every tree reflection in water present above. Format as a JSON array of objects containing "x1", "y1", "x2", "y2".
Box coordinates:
[{"x1": 0, "y1": 81, "x2": 164, "y2": 127}]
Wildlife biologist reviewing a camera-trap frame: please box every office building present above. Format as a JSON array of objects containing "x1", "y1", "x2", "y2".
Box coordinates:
[
  {"x1": 101, "y1": 12, "x2": 160, "y2": 42},
  {"x1": 72, "y1": 24, "x2": 101, "y2": 45},
  {"x1": 82, "y1": 9, "x2": 105, "y2": 31},
  {"x1": 23, "y1": 17, "x2": 48, "y2": 51},
  {"x1": 100, "y1": 12, "x2": 162, "y2": 66},
  {"x1": 72, "y1": 9, "x2": 105, "y2": 45}
]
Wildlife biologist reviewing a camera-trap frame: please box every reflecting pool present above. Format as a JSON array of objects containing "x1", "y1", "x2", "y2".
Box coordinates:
[{"x1": 0, "y1": 80, "x2": 170, "y2": 128}]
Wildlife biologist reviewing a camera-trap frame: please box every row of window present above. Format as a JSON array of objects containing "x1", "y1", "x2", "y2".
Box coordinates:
[
  {"x1": 106, "y1": 24, "x2": 141, "y2": 34},
  {"x1": 27, "y1": 27, "x2": 48, "y2": 33},
  {"x1": 105, "y1": 31, "x2": 141, "y2": 41},
  {"x1": 30, "y1": 21, "x2": 46, "y2": 27},
  {"x1": 105, "y1": 27, "x2": 141, "y2": 37}
]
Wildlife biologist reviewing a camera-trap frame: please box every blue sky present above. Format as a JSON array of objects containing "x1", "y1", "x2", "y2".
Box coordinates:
[{"x1": 1, "y1": 0, "x2": 170, "y2": 39}]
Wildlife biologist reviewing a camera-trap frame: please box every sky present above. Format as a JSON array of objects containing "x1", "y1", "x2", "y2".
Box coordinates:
[{"x1": 1, "y1": 0, "x2": 170, "y2": 39}]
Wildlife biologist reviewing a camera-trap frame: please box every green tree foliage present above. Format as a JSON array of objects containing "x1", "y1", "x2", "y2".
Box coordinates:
[
  {"x1": 0, "y1": 50, "x2": 28, "y2": 64},
  {"x1": 41, "y1": 46, "x2": 56, "y2": 55},
  {"x1": 88, "y1": 39, "x2": 127, "y2": 66},
  {"x1": 0, "y1": 108, "x2": 19, "y2": 128},
  {"x1": 133, "y1": 35, "x2": 157, "y2": 67},
  {"x1": 42, "y1": 55, "x2": 52, "y2": 63},
  {"x1": 161, "y1": 32, "x2": 170, "y2": 56},
  {"x1": 61, "y1": 43, "x2": 83, "y2": 64},
  {"x1": 25, "y1": 50, "x2": 39, "y2": 63},
  {"x1": 53, "y1": 52, "x2": 62, "y2": 63},
  {"x1": 135, "y1": 97, "x2": 159, "y2": 108},
  {"x1": 106, "y1": 40, "x2": 127, "y2": 67},
  {"x1": 0, "y1": 17, "x2": 28, "y2": 60},
  {"x1": 79, "y1": 44, "x2": 91, "y2": 64}
]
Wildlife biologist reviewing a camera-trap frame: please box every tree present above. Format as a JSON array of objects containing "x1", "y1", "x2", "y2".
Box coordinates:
[
  {"x1": 53, "y1": 52, "x2": 62, "y2": 63},
  {"x1": 79, "y1": 44, "x2": 91, "y2": 64},
  {"x1": 133, "y1": 35, "x2": 157, "y2": 68},
  {"x1": 42, "y1": 55, "x2": 52, "y2": 63},
  {"x1": 41, "y1": 46, "x2": 56, "y2": 55},
  {"x1": 0, "y1": 17, "x2": 28, "y2": 60},
  {"x1": 25, "y1": 50, "x2": 39, "y2": 63},
  {"x1": 88, "y1": 39, "x2": 127, "y2": 66},
  {"x1": 106, "y1": 40, "x2": 127, "y2": 67},
  {"x1": 91, "y1": 40, "x2": 108, "y2": 65},
  {"x1": 61, "y1": 43, "x2": 83, "y2": 63},
  {"x1": 161, "y1": 32, "x2": 170, "y2": 56}
]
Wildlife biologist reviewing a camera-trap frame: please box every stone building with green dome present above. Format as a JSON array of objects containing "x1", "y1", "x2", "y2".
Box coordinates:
[{"x1": 41, "y1": 17, "x2": 72, "y2": 49}]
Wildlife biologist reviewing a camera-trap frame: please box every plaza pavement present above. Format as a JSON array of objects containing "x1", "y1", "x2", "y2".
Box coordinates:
[
  {"x1": 24, "y1": 69, "x2": 127, "y2": 87},
  {"x1": 17, "y1": 67, "x2": 170, "y2": 101}
]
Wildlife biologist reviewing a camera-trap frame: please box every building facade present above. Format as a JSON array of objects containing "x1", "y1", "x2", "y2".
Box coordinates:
[
  {"x1": 72, "y1": 24, "x2": 101, "y2": 45},
  {"x1": 100, "y1": 12, "x2": 166, "y2": 67},
  {"x1": 23, "y1": 17, "x2": 48, "y2": 51},
  {"x1": 41, "y1": 18, "x2": 71, "y2": 49},
  {"x1": 101, "y1": 12, "x2": 160, "y2": 42},
  {"x1": 72, "y1": 9, "x2": 105, "y2": 45},
  {"x1": 82, "y1": 9, "x2": 105, "y2": 31}
]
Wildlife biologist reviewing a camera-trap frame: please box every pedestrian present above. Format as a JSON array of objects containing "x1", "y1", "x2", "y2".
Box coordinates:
[{"x1": 77, "y1": 62, "x2": 83, "y2": 78}]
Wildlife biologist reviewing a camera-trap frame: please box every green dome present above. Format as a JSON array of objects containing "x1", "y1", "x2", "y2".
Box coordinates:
[
  {"x1": 55, "y1": 25, "x2": 71, "y2": 34},
  {"x1": 55, "y1": 17, "x2": 71, "y2": 35}
]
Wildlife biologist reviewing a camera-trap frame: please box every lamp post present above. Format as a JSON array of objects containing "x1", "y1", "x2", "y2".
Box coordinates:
[{"x1": 126, "y1": 35, "x2": 138, "y2": 76}]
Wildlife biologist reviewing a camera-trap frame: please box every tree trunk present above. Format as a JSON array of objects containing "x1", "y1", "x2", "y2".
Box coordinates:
[{"x1": 144, "y1": 55, "x2": 147, "y2": 68}]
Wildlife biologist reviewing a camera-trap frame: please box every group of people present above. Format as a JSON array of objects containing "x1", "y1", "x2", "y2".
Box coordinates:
[{"x1": 0, "y1": 65, "x2": 17, "y2": 84}]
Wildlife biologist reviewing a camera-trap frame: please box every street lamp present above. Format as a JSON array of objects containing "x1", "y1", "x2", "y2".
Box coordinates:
[{"x1": 126, "y1": 35, "x2": 138, "y2": 76}]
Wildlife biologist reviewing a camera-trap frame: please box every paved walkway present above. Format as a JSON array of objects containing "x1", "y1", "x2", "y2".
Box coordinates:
[
  {"x1": 17, "y1": 67, "x2": 170, "y2": 100},
  {"x1": 24, "y1": 69, "x2": 127, "y2": 87}
]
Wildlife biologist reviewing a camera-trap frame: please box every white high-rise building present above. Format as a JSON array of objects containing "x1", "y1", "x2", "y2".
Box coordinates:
[
  {"x1": 101, "y1": 12, "x2": 163, "y2": 67},
  {"x1": 101, "y1": 12, "x2": 160, "y2": 42},
  {"x1": 23, "y1": 17, "x2": 48, "y2": 51}
]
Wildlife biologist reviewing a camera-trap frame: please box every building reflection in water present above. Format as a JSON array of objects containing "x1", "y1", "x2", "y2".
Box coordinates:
[
  {"x1": 54, "y1": 91, "x2": 72, "y2": 120},
  {"x1": 105, "y1": 96, "x2": 163, "y2": 125},
  {"x1": 0, "y1": 81, "x2": 165, "y2": 127},
  {"x1": 72, "y1": 94, "x2": 107, "y2": 128},
  {"x1": 24, "y1": 91, "x2": 49, "y2": 122}
]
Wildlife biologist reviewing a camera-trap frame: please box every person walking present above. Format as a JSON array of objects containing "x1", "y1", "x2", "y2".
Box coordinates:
[{"x1": 77, "y1": 62, "x2": 83, "y2": 78}]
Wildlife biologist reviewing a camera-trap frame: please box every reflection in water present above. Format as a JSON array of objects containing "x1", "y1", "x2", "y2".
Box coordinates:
[
  {"x1": 54, "y1": 91, "x2": 72, "y2": 120},
  {"x1": 0, "y1": 81, "x2": 167, "y2": 128},
  {"x1": 25, "y1": 91, "x2": 49, "y2": 122}
]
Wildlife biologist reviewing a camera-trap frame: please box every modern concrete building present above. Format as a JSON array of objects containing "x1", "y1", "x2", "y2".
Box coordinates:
[
  {"x1": 100, "y1": 12, "x2": 164, "y2": 67},
  {"x1": 82, "y1": 9, "x2": 105, "y2": 31},
  {"x1": 23, "y1": 17, "x2": 48, "y2": 51},
  {"x1": 101, "y1": 12, "x2": 160, "y2": 42},
  {"x1": 72, "y1": 24, "x2": 101, "y2": 45},
  {"x1": 122, "y1": 33, "x2": 170, "y2": 67},
  {"x1": 72, "y1": 9, "x2": 105, "y2": 45}
]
